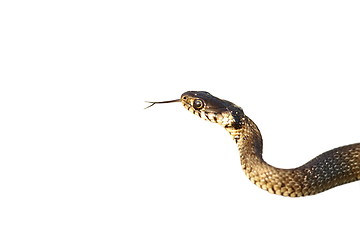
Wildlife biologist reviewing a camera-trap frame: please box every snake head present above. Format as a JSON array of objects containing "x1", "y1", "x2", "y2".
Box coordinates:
[{"x1": 180, "y1": 91, "x2": 245, "y2": 129}]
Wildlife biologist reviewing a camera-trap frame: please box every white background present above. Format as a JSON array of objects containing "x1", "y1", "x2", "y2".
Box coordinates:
[{"x1": 1, "y1": 1, "x2": 359, "y2": 239}]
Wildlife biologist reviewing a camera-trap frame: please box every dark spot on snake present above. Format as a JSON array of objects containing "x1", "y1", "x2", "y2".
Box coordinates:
[{"x1": 205, "y1": 114, "x2": 211, "y2": 121}]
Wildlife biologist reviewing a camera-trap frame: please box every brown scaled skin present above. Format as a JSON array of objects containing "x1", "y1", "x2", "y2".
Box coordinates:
[{"x1": 148, "y1": 91, "x2": 360, "y2": 197}]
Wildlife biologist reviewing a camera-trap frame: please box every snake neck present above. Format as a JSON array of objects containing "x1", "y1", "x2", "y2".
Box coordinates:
[
  {"x1": 225, "y1": 116, "x2": 274, "y2": 183},
  {"x1": 225, "y1": 116, "x2": 305, "y2": 196},
  {"x1": 224, "y1": 115, "x2": 360, "y2": 197},
  {"x1": 226, "y1": 115, "x2": 264, "y2": 164}
]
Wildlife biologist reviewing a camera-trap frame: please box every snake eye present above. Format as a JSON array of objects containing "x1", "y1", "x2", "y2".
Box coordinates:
[{"x1": 193, "y1": 99, "x2": 204, "y2": 110}]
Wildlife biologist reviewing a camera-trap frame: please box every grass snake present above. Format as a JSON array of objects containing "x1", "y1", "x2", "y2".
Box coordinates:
[{"x1": 146, "y1": 91, "x2": 360, "y2": 197}]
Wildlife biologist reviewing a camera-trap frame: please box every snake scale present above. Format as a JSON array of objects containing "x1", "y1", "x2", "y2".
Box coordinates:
[{"x1": 147, "y1": 91, "x2": 360, "y2": 197}]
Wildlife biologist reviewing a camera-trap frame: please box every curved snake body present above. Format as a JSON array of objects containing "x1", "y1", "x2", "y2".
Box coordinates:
[{"x1": 147, "y1": 91, "x2": 360, "y2": 197}]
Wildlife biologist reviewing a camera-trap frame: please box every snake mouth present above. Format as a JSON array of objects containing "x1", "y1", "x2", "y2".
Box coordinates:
[
  {"x1": 181, "y1": 100, "x2": 193, "y2": 112},
  {"x1": 180, "y1": 95, "x2": 229, "y2": 125}
]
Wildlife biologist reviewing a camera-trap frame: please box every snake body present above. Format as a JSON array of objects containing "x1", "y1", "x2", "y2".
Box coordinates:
[{"x1": 148, "y1": 91, "x2": 360, "y2": 197}]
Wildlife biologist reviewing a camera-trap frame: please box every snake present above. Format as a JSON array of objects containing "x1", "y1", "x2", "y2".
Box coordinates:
[{"x1": 146, "y1": 91, "x2": 360, "y2": 197}]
